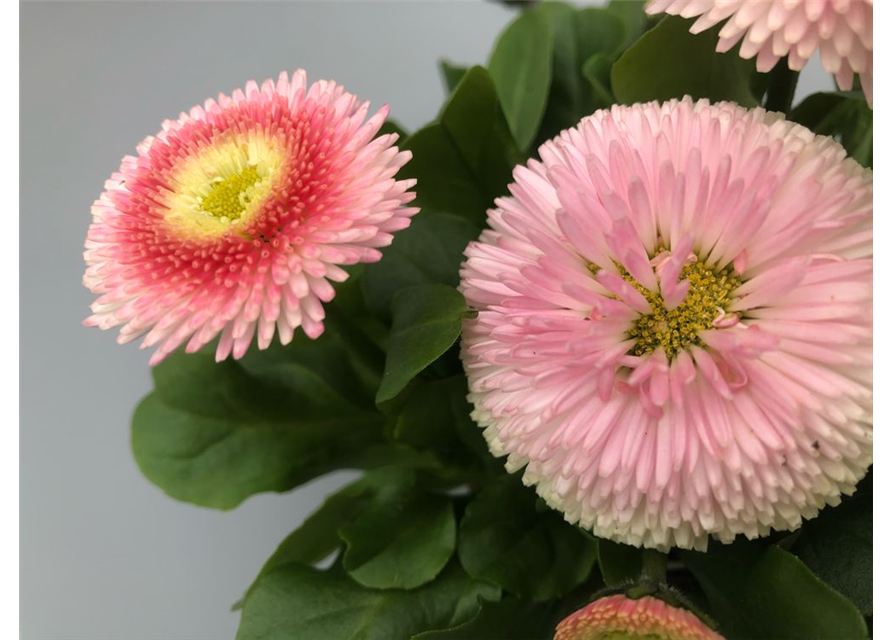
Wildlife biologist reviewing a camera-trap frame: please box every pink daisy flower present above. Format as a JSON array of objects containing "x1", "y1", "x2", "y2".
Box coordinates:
[
  {"x1": 646, "y1": 0, "x2": 874, "y2": 106},
  {"x1": 459, "y1": 98, "x2": 872, "y2": 550},
  {"x1": 554, "y1": 595, "x2": 724, "y2": 640},
  {"x1": 84, "y1": 70, "x2": 417, "y2": 364}
]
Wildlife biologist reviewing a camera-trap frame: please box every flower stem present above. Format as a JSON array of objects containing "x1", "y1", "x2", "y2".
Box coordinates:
[
  {"x1": 640, "y1": 549, "x2": 668, "y2": 585},
  {"x1": 764, "y1": 63, "x2": 800, "y2": 115}
]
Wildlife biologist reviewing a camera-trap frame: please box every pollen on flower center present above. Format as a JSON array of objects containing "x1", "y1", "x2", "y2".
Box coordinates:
[
  {"x1": 625, "y1": 258, "x2": 741, "y2": 359},
  {"x1": 199, "y1": 165, "x2": 263, "y2": 220}
]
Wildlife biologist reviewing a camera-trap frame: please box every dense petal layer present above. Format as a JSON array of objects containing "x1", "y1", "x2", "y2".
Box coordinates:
[
  {"x1": 84, "y1": 70, "x2": 417, "y2": 363},
  {"x1": 459, "y1": 98, "x2": 872, "y2": 550},
  {"x1": 554, "y1": 595, "x2": 723, "y2": 640}
]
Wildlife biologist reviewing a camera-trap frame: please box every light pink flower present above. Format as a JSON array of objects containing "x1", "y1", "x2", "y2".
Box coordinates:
[
  {"x1": 84, "y1": 70, "x2": 417, "y2": 364},
  {"x1": 554, "y1": 595, "x2": 724, "y2": 640},
  {"x1": 459, "y1": 98, "x2": 872, "y2": 551},
  {"x1": 647, "y1": 0, "x2": 873, "y2": 106}
]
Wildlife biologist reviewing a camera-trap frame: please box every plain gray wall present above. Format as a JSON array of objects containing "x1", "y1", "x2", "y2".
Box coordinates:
[{"x1": 20, "y1": 2, "x2": 832, "y2": 639}]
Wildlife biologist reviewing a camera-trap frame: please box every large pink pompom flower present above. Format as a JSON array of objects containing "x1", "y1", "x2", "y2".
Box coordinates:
[
  {"x1": 84, "y1": 70, "x2": 417, "y2": 364},
  {"x1": 459, "y1": 98, "x2": 872, "y2": 551},
  {"x1": 647, "y1": 0, "x2": 873, "y2": 106}
]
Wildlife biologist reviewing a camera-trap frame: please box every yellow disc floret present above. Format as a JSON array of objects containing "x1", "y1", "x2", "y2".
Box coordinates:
[
  {"x1": 162, "y1": 131, "x2": 283, "y2": 241},
  {"x1": 617, "y1": 255, "x2": 741, "y2": 359},
  {"x1": 199, "y1": 165, "x2": 263, "y2": 220}
]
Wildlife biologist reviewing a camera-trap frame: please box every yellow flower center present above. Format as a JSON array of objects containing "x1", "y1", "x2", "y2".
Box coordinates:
[
  {"x1": 199, "y1": 165, "x2": 263, "y2": 220},
  {"x1": 162, "y1": 132, "x2": 283, "y2": 241},
  {"x1": 625, "y1": 259, "x2": 741, "y2": 359}
]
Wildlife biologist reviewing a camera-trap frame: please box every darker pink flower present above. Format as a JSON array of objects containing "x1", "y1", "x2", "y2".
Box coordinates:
[
  {"x1": 84, "y1": 70, "x2": 417, "y2": 364},
  {"x1": 554, "y1": 595, "x2": 723, "y2": 640}
]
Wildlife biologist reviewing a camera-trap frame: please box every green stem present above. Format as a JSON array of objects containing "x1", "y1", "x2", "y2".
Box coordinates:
[
  {"x1": 764, "y1": 63, "x2": 800, "y2": 115},
  {"x1": 640, "y1": 549, "x2": 668, "y2": 585}
]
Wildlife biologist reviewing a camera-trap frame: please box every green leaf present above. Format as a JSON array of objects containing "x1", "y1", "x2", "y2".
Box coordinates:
[
  {"x1": 403, "y1": 66, "x2": 523, "y2": 225},
  {"x1": 488, "y1": 10, "x2": 553, "y2": 150},
  {"x1": 439, "y1": 66, "x2": 523, "y2": 203},
  {"x1": 393, "y1": 375, "x2": 474, "y2": 458},
  {"x1": 582, "y1": 53, "x2": 615, "y2": 109},
  {"x1": 790, "y1": 91, "x2": 873, "y2": 168},
  {"x1": 340, "y1": 473, "x2": 457, "y2": 589},
  {"x1": 440, "y1": 60, "x2": 469, "y2": 94},
  {"x1": 412, "y1": 597, "x2": 558, "y2": 640},
  {"x1": 376, "y1": 284, "x2": 470, "y2": 404},
  {"x1": 682, "y1": 542, "x2": 869, "y2": 640},
  {"x1": 606, "y1": 0, "x2": 648, "y2": 50},
  {"x1": 402, "y1": 124, "x2": 494, "y2": 223},
  {"x1": 537, "y1": 4, "x2": 624, "y2": 141},
  {"x1": 791, "y1": 471, "x2": 872, "y2": 615},
  {"x1": 612, "y1": 15, "x2": 758, "y2": 107},
  {"x1": 236, "y1": 561, "x2": 499, "y2": 640},
  {"x1": 597, "y1": 539, "x2": 643, "y2": 587},
  {"x1": 132, "y1": 339, "x2": 390, "y2": 510},
  {"x1": 361, "y1": 211, "x2": 478, "y2": 322},
  {"x1": 458, "y1": 476, "x2": 598, "y2": 601},
  {"x1": 239, "y1": 468, "x2": 405, "y2": 608}
]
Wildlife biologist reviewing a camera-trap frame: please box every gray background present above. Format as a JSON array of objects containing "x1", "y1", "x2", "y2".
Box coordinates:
[{"x1": 20, "y1": 2, "x2": 832, "y2": 639}]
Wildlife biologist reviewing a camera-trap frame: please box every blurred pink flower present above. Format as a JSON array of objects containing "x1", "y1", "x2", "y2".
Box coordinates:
[
  {"x1": 554, "y1": 595, "x2": 724, "y2": 640},
  {"x1": 647, "y1": 0, "x2": 873, "y2": 106},
  {"x1": 459, "y1": 98, "x2": 872, "y2": 550},
  {"x1": 84, "y1": 70, "x2": 416, "y2": 364}
]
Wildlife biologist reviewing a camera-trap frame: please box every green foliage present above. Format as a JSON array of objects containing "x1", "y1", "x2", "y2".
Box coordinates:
[
  {"x1": 402, "y1": 66, "x2": 523, "y2": 225},
  {"x1": 790, "y1": 91, "x2": 873, "y2": 167},
  {"x1": 536, "y1": 3, "x2": 625, "y2": 141},
  {"x1": 412, "y1": 597, "x2": 560, "y2": 640},
  {"x1": 236, "y1": 561, "x2": 499, "y2": 640},
  {"x1": 682, "y1": 542, "x2": 869, "y2": 640},
  {"x1": 488, "y1": 10, "x2": 553, "y2": 150},
  {"x1": 377, "y1": 284, "x2": 471, "y2": 404},
  {"x1": 440, "y1": 60, "x2": 469, "y2": 94},
  {"x1": 361, "y1": 211, "x2": 478, "y2": 322},
  {"x1": 340, "y1": 472, "x2": 457, "y2": 589},
  {"x1": 612, "y1": 15, "x2": 758, "y2": 107},
  {"x1": 458, "y1": 476, "x2": 599, "y2": 601},
  {"x1": 597, "y1": 539, "x2": 644, "y2": 587},
  {"x1": 606, "y1": 0, "x2": 648, "y2": 50},
  {"x1": 791, "y1": 472, "x2": 872, "y2": 615},
  {"x1": 132, "y1": 337, "x2": 391, "y2": 510}
]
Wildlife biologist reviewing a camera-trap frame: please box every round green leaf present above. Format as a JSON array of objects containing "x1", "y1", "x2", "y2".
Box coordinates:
[
  {"x1": 340, "y1": 479, "x2": 457, "y2": 590},
  {"x1": 132, "y1": 340, "x2": 390, "y2": 510},
  {"x1": 403, "y1": 123, "x2": 495, "y2": 222},
  {"x1": 791, "y1": 471, "x2": 872, "y2": 615},
  {"x1": 412, "y1": 597, "x2": 559, "y2": 640},
  {"x1": 458, "y1": 477, "x2": 598, "y2": 601},
  {"x1": 682, "y1": 542, "x2": 868, "y2": 640},
  {"x1": 488, "y1": 10, "x2": 553, "y2": 150},
  {"x1": 376, "y1": 284, "x2": 471, "y2": 404},
  {"x1": 537, "y1": 4, "x2": 624, "y2": 140},
  {"x1": 401, "y1": 66, "x2": 522, "y2": 224},
  {"x1": 236, "y1": 561, "x2": 499, "y2": 640},
  {"x1": 361, "y1": 211, "x2": 478, "y2": 322}
]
